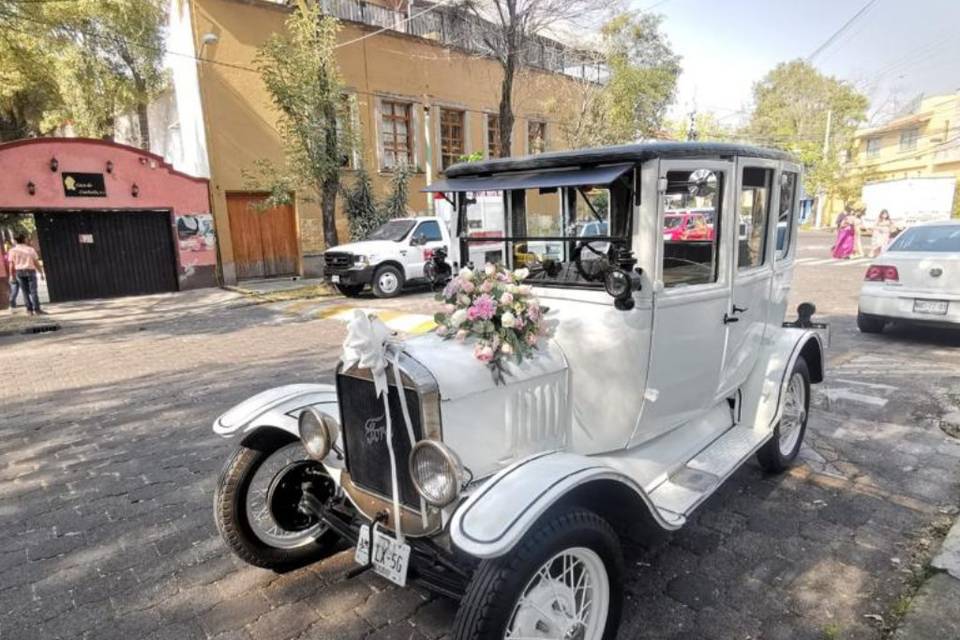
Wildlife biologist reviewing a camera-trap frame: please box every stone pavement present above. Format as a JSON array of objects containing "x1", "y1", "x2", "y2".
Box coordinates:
[{"x1": 0, "y1": 273, "x2": 958, "y2": 640}]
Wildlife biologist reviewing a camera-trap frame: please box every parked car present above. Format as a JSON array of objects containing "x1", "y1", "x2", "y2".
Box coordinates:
[
  {"x1": 857, "y1": 220, "x2": 960, "y2": 333},
  {"x1": 664, "y1": 210, "x2": 715, "y2": 242},
  {"x1": 322, "y1": 217, "x2": 450, "y2": 297},
  {"x1": 212, "y1": 142, "x2": 825, "y2": 640}
]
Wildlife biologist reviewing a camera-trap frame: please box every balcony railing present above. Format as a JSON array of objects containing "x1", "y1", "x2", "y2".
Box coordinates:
[{"x1": 315, "y1": 0, "x2": 607, "y2": 83}]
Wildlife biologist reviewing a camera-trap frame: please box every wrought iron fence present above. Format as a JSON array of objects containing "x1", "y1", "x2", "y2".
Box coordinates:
[{"x1": 314, "y1": 0, "x2": 605, "y2": 82}]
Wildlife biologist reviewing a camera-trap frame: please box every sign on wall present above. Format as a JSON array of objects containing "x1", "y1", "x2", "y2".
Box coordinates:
[{"x1": 62, "y1": 173, "x2": 107, "y2": 197}]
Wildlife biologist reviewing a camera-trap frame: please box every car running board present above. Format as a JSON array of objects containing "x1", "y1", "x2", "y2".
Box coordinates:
[{"x1": 647, "y1": 426, "x2": 770, "y2": 527}]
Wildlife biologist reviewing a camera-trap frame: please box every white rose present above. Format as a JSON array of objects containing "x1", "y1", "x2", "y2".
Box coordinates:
[
  {"x1": 501, "y1": 342, "x2": 513, "y2": 355},
  {"x1": 457, "y1": 293, "x2": 471, "y2": 306},
  {"x1": 450, "y1": 309, "x2": 468, "y2": 327},
  {"x1": 501, "y1": 311, "x2": 516, "y2": 328},
  {"x1": 513, "y1": 268, "x2": 530, "y2": 280},
  {"x1": 484, "y1": 263, "x2": 497, "y2": 276},
  {"x1": 459, "y1": 267, "x2": 475, "y2": 281}
]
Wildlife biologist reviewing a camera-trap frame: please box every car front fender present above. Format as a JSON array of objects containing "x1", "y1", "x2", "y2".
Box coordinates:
[
  {"x1": 212, "y1": 383, "x2": 339, "y2": 442},
  {"x1": 449, "y1": 451, "x2": 675, "y2": 559}
]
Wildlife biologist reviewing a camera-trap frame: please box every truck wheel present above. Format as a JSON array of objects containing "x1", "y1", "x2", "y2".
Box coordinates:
[
  {"x1": 453, "y1": 509, "x2": 623, "y2": 640},
  {"x1": 757, "y1": 357, "x2": 810, "y2": 473},
  {"x1": 857, "y1": 311, "x2": 885, "y2": 334},
  {"x1": 372, "y1": 265, "x2": 404, "y2": 298},
  {"x1": 215, "y1": 440, "x2": 340, "y2": 571},
  {"x1": 336, "y1": 283, "x2": 364, "y2": 297}
]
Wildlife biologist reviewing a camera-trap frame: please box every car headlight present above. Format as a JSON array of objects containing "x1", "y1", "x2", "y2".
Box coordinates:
[
  {"x1": 298, "y1": 408, "x2": 339, "y2": 461},
  {"x1": 353, "y1": 255, "x2": 370, "y2": 266},
  {"x1": 409, "y1": 440, "x2": 465, "y2": 507}
]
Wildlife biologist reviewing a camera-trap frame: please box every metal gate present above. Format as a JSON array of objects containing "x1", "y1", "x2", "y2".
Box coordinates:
[{"x1": 35, "y1": 210, "x2": 178, "y2": 302}]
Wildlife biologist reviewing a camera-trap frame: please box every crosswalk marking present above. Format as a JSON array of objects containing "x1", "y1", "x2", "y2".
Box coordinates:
[
  {"x1": 310, "y1": 304, "x2": 437, "y2": 335},
  {"x1": 795, "y1": 257, "x2": 872, "y2": 267}
]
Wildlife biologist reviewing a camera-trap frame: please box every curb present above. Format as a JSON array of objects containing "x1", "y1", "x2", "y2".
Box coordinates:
[{"x1": 0, "y1": 321, "x2": 60, "y2": 337}]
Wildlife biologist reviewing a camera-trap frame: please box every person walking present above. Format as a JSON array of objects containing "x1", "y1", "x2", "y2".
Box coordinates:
[
  {"x1": 8, "y1": 233, "x2": 45, "y2": 315},
  {"x1": 872, "y1": 209, "x2": 894, "y2": 257},
  {"x1": 3, "y1": 241, "x2": 19, "y2": 311},
  {"x1": 851, "y1": 210, "x2": 866, "y2": 258},
  {"x1": 0, "y1": 243, "x2": 9, "y2": 310}
]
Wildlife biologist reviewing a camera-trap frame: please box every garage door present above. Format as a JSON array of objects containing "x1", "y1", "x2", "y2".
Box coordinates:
[
  {"x1": 35, "y1": 210, "x2": 178, "y2": 302},
  {"x1": 226, "y1": 193, "x2": 298, "y2": 280}
]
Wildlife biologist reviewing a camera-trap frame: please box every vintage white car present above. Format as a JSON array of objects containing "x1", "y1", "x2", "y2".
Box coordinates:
[{"x1": 212, "y1": 142, "x2": 825, "y2": 640}]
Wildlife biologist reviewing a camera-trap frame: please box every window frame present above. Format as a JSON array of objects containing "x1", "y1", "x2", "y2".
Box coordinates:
[
  {"x1": 899, "y1": 127, "x2": 919, "y2": 152},
  {"x1": 865, "y1": 137, "x2": 881, "y2": 159},
  {"x1": 736, "y1": 166, "x2": 774, "y2": 271},
  {"x1": 775, "y1": 169, "x2": 800, "y2": 261},
  {"x1": 412, "y1": 219, "x2": 443, "y2": 243},
  {"x1": 528, "y1": 119, "x2": 547, "y2": 155},
  {"x1": 439, "y1": 108, "x2": 465, "y2": 170},
  {"x1": 487, "y1": 113, "x2": 502, "y2": 159},
  {"x1": 378, "y1": 98, "x2": 415, "y2": 171}
]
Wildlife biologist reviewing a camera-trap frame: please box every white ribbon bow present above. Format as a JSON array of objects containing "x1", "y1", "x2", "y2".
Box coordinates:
[{"x1": 340, "y1": 310, "x2": 423, "y2": 542}]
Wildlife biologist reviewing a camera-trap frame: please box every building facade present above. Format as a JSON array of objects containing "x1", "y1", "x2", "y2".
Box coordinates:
[{"x1": 153, "y1": 0, "x2": 600, "y2": 283}]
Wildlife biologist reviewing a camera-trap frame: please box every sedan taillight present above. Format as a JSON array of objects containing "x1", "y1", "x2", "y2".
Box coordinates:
[{"x1": 864, "y1": 265, "x2": 899, "y2": 282}]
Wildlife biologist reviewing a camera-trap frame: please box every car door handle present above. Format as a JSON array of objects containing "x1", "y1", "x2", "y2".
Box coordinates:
[
  {"x1": 732, "y1": 305, "x2": 748, "y2": 314},
  {"x1": 723, "y1": 313, "x2": 740, "y2": 324}
]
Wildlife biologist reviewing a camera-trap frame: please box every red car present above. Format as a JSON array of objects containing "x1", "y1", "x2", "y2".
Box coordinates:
[{"x1": 664, "y1": 210, "x2": 715, "y2": 242}]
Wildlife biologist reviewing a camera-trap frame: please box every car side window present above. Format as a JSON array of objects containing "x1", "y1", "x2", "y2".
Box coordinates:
[
  {"x1": 413, "y1": 220, "x2": 443, "y2": 243},
  {"x1": 738, "y1": 167, "x2": 773, "y2": 269},
  {"x1": 776, "y1": 171, "x2": 798, "y2": 259},
  {"x1": 662, "y1": 169, "x2": 722, "y2": 288}
]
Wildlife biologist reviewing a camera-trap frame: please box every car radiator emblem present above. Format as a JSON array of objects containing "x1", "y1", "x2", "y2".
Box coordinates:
[{"x1": 364, "y1": 414, "x2": 387, "y2": 445}]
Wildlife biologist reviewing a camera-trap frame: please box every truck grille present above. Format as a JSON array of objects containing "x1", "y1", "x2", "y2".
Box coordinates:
[
  {"x1": 324, "y1": 252, "x2": 352, "y2": 270},
  {"x1": 337, "y1": 373, "x2": 424, "y2": 508}
]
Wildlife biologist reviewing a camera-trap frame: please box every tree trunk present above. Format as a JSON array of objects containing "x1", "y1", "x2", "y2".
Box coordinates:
[
  {"x1": 320, "y1": 175, "x2": 340, "y2": 248},
  {"x1": 136, "y1": 102, "x2": 150, "y2": 150},
  {"x1": 498, "y1": 59, "x2": 515, "y2": 158}
]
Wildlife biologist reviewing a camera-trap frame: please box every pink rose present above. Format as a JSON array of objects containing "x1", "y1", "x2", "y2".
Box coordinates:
[
  {"x1": 436, "y1": 325, "x2": 448, "y2": 336},
  {"x1": 456, "y1": 329, "x2": 468, "y2": 341},
  {"x1": 526, "y1": 333, "x2": 538, "y2": 346},
  {"x1": 474, "y1": 343, "x2": 494, "y2": 363},
  {"x1": 466, "y1": 294, "x2": 497, "y2": 321},
  {"x1": 480, "y1": 280, "x2": 494, "y2": 293},
  {"x1": 444, "y1": 303, "x2": 456, "y2": 314},
  {"x1": 462, "y1": 280, "x2": 476, "y2": 294},
  {"x1": 500, "y1": 292, "x2": 513, "y2": 306}
]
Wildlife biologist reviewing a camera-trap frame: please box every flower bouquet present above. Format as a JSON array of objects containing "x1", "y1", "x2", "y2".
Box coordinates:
[{"x1": 433, "y1": 263, "x2": 551, "y2": 383}]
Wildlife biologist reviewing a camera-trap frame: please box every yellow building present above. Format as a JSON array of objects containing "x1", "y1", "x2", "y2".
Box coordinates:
[
  {"x1": 153, "y1": 0, "x2": 601, "y2": 283},
  {"x1": 846, "y1": 91, "x2": 960, "y2": 218}
]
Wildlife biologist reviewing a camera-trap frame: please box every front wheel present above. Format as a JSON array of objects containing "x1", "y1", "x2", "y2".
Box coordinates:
[
  {"x1": 757, "y1": 357, "x2": 810, "y2": 473},
  {"x1": 372, "y1": 264, "x2": 404, "y2": 298},
  {"x1": 215, "y1": 440, "x2": 340, "y2": 571},
  {"x1": 336, "y1": 283, "x2": 364, "y2": 297},
  {"x1": 453, "y1": 509, "x2": 623, "y2": 640}
]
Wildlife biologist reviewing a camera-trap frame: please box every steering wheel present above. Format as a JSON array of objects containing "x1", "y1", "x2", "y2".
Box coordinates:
[{"x1": 573, "y1": 240, "x2": 611, "y2": 281}]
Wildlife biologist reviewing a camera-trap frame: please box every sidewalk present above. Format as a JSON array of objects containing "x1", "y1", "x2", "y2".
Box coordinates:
[{"x1": 893, "y1": 516, "x2": 960, "y2": 638}]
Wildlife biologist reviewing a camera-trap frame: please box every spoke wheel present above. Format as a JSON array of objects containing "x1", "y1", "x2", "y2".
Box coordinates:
[
  {"x1": 507, "y1": 547, "x2": 610, "y2": 640},
  {"x1": 777, "y1": 372, "x2": 807, "y2": 457}
]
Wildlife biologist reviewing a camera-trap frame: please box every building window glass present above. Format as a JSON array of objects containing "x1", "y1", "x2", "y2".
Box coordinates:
[
  {"x1": 487, "y1": 114, "x2": 502, "y2": 158},
  {"x1": 380, "y1": 100, "x2": 413, "y2": 169},
  {"x1": 865, "y1": 137, "x2": 881, "y2": 159},
  {"x1": 439, "y1": 108, "x2": 465, "y2": 170},
  {"x1": 899, "y1": 127, "x2": 919, "y2": 152},
  {"x1": 528, "y1": 120, "x2": 546, "y2": 154}
]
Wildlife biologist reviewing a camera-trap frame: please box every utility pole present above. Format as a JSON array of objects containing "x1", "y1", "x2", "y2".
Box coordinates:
[
  {"x1": 814, "y1": 108, "x2": 832, "y2": 228},
  {"x1": 686, "y1": 108, "x2": 698, "y2": 141}
]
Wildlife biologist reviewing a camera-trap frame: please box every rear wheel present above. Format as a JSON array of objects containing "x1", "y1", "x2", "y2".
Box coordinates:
[
  {"x1": 336, "y1": 283, "x2": 364, "y2": 297},
  {"x1": 453, "y1": 509, "x2": 622, "y2": 640},
  {"x1": 372, "y1": 265, "x2": 404, "y2": 298},
  {"x1": 757, "y1": 357, "x2": 810, "y2": 473},
  {"x1": 215, "y1": 440, "x2": 340, "y2": 571},
  {"x1": 857, "y1": 311, "x2": 885, "y2": 334}
]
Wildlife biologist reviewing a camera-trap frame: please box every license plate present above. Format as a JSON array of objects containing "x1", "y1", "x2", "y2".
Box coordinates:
[
  {"x1": 330, "y1": 275, "x2": 340, "y2": 283},
  {"x1": 913, "y1": 299, "x2": 948, "y2": 315},
  {"x1": 354, "y1": 525, "x2": 410, "y2": 587}
]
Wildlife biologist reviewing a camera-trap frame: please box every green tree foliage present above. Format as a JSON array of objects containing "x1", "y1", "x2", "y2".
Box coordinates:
[
  {"x1": 665, "y1": 111, "x2": 735, "y2": 142},
  {"x1": 382, "y1": 162, "x2": 412, "y2": 220},
  {"x1": 342, "y1": 164, "x2": 414, "y2": 241},
  {"x1": 746, "y1": 60, "x2": 869, "y2": 201},
  {"x1": 254, "y1": 1, "x2": 353, "y2": 248},
  {"x1": 549, "y1": 12, "x2": 680, "y2": 148},
  {"x1": 0, "y1": 0, "x2": 167, "y2": 145}
]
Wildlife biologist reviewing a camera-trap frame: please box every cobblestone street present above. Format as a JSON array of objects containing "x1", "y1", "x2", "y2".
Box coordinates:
[{"x1": 1, "y1": 232, "x2": 959, "y2": 640}]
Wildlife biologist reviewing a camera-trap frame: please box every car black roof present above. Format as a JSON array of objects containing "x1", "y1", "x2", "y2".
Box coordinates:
[{"x1": 443, "y1": 141, "x2": 795, "y2": 178}]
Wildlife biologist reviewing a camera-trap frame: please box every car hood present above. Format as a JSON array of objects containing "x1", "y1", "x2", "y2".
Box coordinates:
[
  {"x1": 402, "y1": 332, "x2": 568, "y2": 401},
  {"x1": 326, "y1": 240, "x2": 401, "y2": 256}
]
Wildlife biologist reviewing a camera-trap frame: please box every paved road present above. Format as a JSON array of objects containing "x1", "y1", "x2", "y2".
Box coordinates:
[{"x1": 1, "y1": 230, "x2": 958, "y2": 640}]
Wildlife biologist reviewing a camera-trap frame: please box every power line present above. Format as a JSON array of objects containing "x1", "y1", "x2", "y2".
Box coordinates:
[{"x1": 807, "y1": 0, "x2": 878, "y2": 62}]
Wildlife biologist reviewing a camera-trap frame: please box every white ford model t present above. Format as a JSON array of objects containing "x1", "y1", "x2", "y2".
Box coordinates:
[{"x1": 212, "y1": 142, "x2": 825, "y2": 639}]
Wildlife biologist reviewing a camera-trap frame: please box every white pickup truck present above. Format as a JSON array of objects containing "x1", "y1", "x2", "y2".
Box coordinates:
[{"x1": 322, "y1": 217, "x2": 451, "y2": 297}]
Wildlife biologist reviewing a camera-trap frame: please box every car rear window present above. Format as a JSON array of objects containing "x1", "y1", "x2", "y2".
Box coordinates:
[{"x1": 887, "y1": 225, "x2": 960, "y2": 252}]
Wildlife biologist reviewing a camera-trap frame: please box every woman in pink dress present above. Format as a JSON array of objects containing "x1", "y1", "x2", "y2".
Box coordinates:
[{"x1": 832, "y1": 217, "x2": 855, "y2": 259}]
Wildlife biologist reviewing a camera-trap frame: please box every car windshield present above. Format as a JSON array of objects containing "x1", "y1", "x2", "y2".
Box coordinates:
[
  {"x1": 366, "y1": 219, "x2": 416, "y2": 241},
  {"x1": 664, "y1": 216, "x2": 684, "y2": 229},
  {"x1": 888, "y1": 225, "x2": 960, "y2": 252},
  {"x1": 459, "y1": 179, "x2": 632, "y2": 287}
]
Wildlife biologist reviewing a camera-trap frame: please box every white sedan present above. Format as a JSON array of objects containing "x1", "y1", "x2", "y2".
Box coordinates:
[{"x1": 858, "y1": 220, "x2": 960, "y2": 333}]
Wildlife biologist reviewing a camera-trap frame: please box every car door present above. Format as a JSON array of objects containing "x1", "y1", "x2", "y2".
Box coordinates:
[
  {"x1": 406, "y1": 220, "x2": 446, "y2": 279},
  {"x1": 718, "y1": 159, "x2": 777, "y2": 396},
  {"x1": 632, "y1": 160, "x2": 734, "y2": 446}
]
